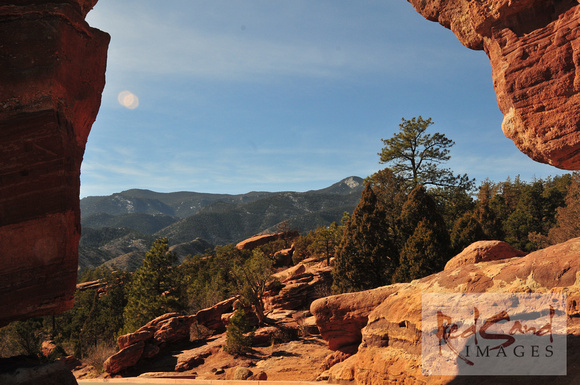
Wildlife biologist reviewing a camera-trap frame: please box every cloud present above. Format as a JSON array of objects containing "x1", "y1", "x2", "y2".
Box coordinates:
[{"x1": 87, "y1": 1, "x2": 470, "y2": 83}]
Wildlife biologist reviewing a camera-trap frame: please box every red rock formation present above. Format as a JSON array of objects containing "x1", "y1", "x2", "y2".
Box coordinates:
[
  {"x1": 444, "y1": 240, "x2": 526, "y2": 270},
  {"x1": 0, "y1": 0, "x2": 109, "y2": 325},
  {"x1": 264, "y1": 260, "x2": 332, "y2": 312},
  {"x1": 103, "y1": 341, "x2": 145, "y2": 375},
  {"x1": 315, "y1": 237, "x2": 580, "y2": 384},
  {"x1": 407, "y1": 0, "x2": 580, "y2": 170},
  {"x1": 310, "y1": 285, "x2": 405, "y2": 351},
  {"x1": 235, "y1": 231, "x2": 299, "y2": 250},
  {"x1": 104, "y1": 298, "x2": 238, "y2": 374}
]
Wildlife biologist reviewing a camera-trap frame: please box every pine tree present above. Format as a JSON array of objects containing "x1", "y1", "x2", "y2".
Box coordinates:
[
  {"x1": 378, "y1": 116, "x2": 474, "y2": 190},
  {"x1": 450, "y1": 212, "x2": 486, "y2": 255},
  {"x1": 230, "y1": 250, "x2": 273, "y2": 325},
  {"x1": 394, "y1": 220, "x2": 445, "y2": 282},
  {"x1": 547, "y1": 172, "x2": 580, "y2": 244},
  {"x1": 122, "y1": 237, "x2": 181, "y2": 333},
  {"x1": 224, "y1": 309, "x2": 253, "y2": 355},
  {"x1": 332, "y1": 184, "x2": 396, "y2": 293},
  {"x1": 393, "y1": 185, "x2": 450, "y2": 282}
]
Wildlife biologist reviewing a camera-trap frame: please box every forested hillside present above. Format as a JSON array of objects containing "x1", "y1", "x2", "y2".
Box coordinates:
[{"x1": 79, "y1": 177, "x2": 365, "y2": 271}]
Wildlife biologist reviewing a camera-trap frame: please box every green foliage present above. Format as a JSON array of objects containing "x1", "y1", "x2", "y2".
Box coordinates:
[
  {"x1": 333, "y1": 184, "x2": 396, "y2": 293},
  {"x1": 542, "y1": 172, "x2": 580, "y2": 245},
  {"x1": 179, "y1": 244, "x2": 244, "y2": 313},
  {"x1": 3, "y1": 318, "x2": 44, "y2": 356},
  {"x1": 58, "y1": 267, "x2": 129, "y2": 358},
  {"x1": 379, "y1": 116, "x2": 474, "y2": 190},
  {"x1": 367, "y1": 168, "x2": 408, "y2": 250},
  {"x1": 450, "y1": 212, "x2": 486, "y2": 255},
  {"x1": 224, "y1": 309, "x2": 254, "y2": 355},
  {"x1": 230, "y1": 250, "x2": 274, "y2": 324},
  {"x1": 122, "y1": 237, "x2": 181, "y2": 333},
  {"x1": 393, "y1": 185, "x2": 450, "y2": 282},
  {"x1": 293, "y1": 222, "x2": 343, "y2": 265},
  {"x1": 394, "y1": 220, "x2": 446, "y2": 282}
]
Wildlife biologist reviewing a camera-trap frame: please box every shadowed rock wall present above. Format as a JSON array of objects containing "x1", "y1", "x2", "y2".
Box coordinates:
[
  {"x1": 0, "y1": 0, "x2": 109, "y2": 325},
  {"x1": 407, "y1": 0, "x2": 580, "y2": 169}
]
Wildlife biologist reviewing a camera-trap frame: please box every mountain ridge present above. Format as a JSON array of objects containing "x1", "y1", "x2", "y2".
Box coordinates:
[{"x1": 79, "y1": 176, "x2": 364, "y2": 271}]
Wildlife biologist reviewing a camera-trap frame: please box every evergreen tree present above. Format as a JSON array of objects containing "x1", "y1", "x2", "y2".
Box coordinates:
[
  {"x1": 122, "y1": 237, "x2": 181, "y2": 333},
  {"x1": 224, "y1": 309, "x2": 253, "y2": 355},
  {"x1": 393, "y1": 185, "x2": 450, "y2": 282},
  {"x1": 230, "y1": 250, "x2": 273, "y2": 325},
  {"x1": 450, "y1": 212, "x2": 486, "y2": 255},
  {"x1": 368, "y1": 168, "x2": 407, "y2": 251},
  {"x1": 332, "y1": 184, "x2": 396, "y2": 293},
  {"x1": 307, "y1": 222, "x2": 343, "y2": 265},
  {"x1": 546, "y1": 172, "x2": 580, "y2": 244},
  {"x1": 394, "y1": 220, "x2": 444, "y2": 282},
  {"x1": 475, "y1": 180, "x2": 503, "y2": 240},
  {"x1": 379, "y1": 116, "x2": 474, "y2": 190}
]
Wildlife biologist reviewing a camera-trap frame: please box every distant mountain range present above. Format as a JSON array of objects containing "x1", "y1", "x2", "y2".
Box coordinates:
[{"x1": 79, "y1": 176, "x2": 365, "y2": 271}]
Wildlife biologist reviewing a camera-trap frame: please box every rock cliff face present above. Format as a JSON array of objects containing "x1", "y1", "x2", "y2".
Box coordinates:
[
  {"x1": 407, "y1": 0, "x2": 580, "y2": 170},
  {"x1": 0, "y1": 1, "x2": 109, "y2": 325}
]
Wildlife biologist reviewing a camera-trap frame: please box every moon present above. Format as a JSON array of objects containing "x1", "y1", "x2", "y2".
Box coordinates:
[{"x1": 118, "y1": 90, "x2": 139, "y2": 109}]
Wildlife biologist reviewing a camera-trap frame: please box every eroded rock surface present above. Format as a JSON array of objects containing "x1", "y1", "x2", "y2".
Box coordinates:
[
  {"x1": 104, "y1": 297, "x2": 238, "y2": 374},
  {"x1": 0, "y1": 0, "x2": 109, "y2": 325},
  {"x1": 407, "y1": 0, "x2": 580, "y2": 169},
  {"x1": 444, "y1": 239, "x2": 526, "y2": 270},
  {"x1": 316, "y1": 237, "x2": 580, "y2": 384}
]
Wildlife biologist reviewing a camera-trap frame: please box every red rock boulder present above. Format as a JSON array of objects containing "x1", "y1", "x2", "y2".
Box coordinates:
[
  {"x1": 444, "y1": 240, "x2": 526, "y2": 271},
  {"x1": 310, "y1": 284, "x2": 404, "y2": 351}
]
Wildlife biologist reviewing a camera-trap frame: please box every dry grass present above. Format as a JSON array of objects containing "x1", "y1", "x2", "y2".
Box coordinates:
[{"x1": 84, "y1": 341, "x2": 117, "y2": 373}]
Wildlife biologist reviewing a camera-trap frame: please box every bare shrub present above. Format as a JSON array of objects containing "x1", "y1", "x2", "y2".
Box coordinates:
[{"x1": 84, "y1": 341, "x2": 117, "y2": 373}]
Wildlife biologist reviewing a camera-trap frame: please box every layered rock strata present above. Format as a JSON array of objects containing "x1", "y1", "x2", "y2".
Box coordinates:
[
  {"x1": 407, "y1": 0, "x2": 580, "y2": 169},
  {"x1": 314, "y1": 237, "x2": 580, "y2": 384},
  {"x1": 104, "y1": 297, "x2": 238, "y2": 374},
  {"x1": 0, "y1": 1, "x2": 109, "y2": 325}
]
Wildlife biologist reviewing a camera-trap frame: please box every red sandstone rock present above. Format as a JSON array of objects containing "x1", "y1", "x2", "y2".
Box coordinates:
[
  {"x1": 315, "y1": 237, "x2": 580, "y2": 384},
  {"x1": 40, "y1": 340, "x2": 58, "y2": 359},
  {"x1": 174, "y1": 335, "x2": 225, "y2": 372},
  {"x1": 194, "y1": 296, "x2": 238, "y2": 331},
  {"x1": 264, "y1": 261, "x2": 333, "y2": 312},
  {"x1": 310, "y1": 284, "x2": 404, "y2": 351},
  {"x1": 117, "y1": 330, "x2": 153, "y2": 350},
  {"x1": 273, "y1": 244, "x2": 295, "y2": 267},
  {"x1": 407, "y1": 0, "x2": 580, "y2": 170},
  {"x1": 235, "y1": 231, "x2": 299, "y2": 250},
  {"x1": 153, "y1": 315, "x2": 195, "y2": 345},
  {"x1": 444, "y1": 240, "x2": 526, "y2": 270},
  {"x1": 103, "y1": 340, "x2": 145, "y2": 375},
  {"x1": 0, "y1": 0, "x2": 109, "y2": 325}
]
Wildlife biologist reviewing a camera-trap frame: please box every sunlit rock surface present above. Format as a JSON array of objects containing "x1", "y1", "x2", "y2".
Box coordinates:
[
  {"x1": 0, "y1": 0, "x2": 109, "y2": 325},
  {"x1": 315, "y1": 237, "x2": 580, "y2": 384},
  {"x1": 407, "y1": 0, "x2": 580, "y2": 169}
]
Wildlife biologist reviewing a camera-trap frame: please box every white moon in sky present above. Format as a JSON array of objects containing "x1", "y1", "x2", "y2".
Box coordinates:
[{"x1": 118, "y1": 90, "x2": 139, "y2": 109}]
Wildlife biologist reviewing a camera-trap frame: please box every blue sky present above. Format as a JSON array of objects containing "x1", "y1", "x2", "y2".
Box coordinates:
[{"x1": 81, "y1": 1, "x2": 565, "y2": 198}]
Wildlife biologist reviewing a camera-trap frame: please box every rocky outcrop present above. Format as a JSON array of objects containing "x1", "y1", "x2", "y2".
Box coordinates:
[
  {"x1": 315, "y1": 237, "x2": 580, "y2": 384},
  {"x1": 407, "y1": 0, "x2": 580, "y2": 170},
  {"x1": 104, "y1": 297, "x2": 238, "y2": 374},
  {"x1": 310, "y1": 285, "x2": 405, "y2": 351},
  {"x1": 236, "y1": 231, "x2": 299, "y2": 250},
  {"x1": 265, "y1": 259, "x2": 333, "y2": 312},
  {"x1": 0, "y1": 0, "x2": 109, "y2": 326},
  {"x1": 444, "y1": 240, "x2": 526, "y2": 270}
]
